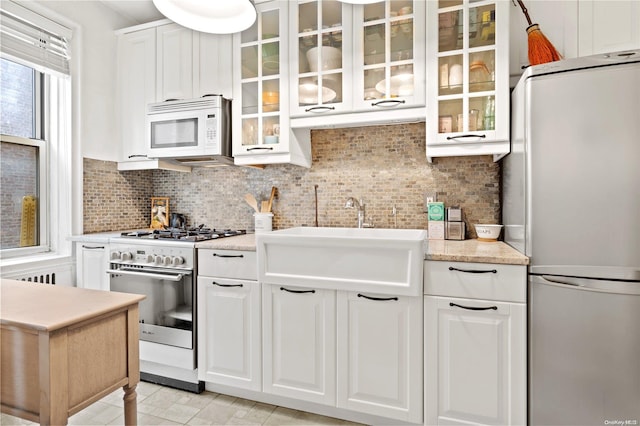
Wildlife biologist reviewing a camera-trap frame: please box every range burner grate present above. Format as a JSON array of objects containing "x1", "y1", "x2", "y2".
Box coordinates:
[{"x1": 121, "y1": 228, "x2": 246, "y2": 242}]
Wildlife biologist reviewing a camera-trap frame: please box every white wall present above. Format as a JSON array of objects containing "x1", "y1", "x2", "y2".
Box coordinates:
[{"x1": 35, "y1": 1, "x2": 137, "y2": 162}]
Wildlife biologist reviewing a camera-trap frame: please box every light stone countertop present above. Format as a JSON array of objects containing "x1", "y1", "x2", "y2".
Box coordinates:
[
  {"x1": 426, "y1": 239, "x2": 529, "y2": 265},
  {"x1": 68, "y1": 231, "x2": 127, "y2": 244},
  {"x1": 196, "y1": 233, "x2": 257, "y2": 251}
]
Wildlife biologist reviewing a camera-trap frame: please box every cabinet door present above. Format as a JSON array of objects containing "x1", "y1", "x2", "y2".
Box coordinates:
[
  {"x1": 198, "y1": 33, "x2": 233, "y2": 99},
  {"x1": 233, "y1": 1, "x2": 291, "y2": 158},
  {"x1": 337, "y1": 291, "x2": 423, "y2": 423},
  {"x1": 156, "y1": 23, "x2": 196, "y2": 102},
  {"x1": 289, "y1": 0, "x2": 352, "y2": 116},
  {"x1": 262, "y1": 284, "x2": 336, "y2": 405},
  {"x1": 426, "y1": 0, "x2": 510, "y2": 161},
  {"x1": 353, "y1": 0, "x2": 426, "y2": 111},
  {"x1": 424, "y1": 296, "x2": 526, "y2": 425},
  {"x1": 76, "y1": 243, "x2": 109, "y2": 291},
  {"x1": 197, "y1": 277, "x2": 261, "y2": 390},
  {"x1": 117, "y1": 28, "x2": 156, "y2": 162},
  {"x1": 578, "y1": 0, "x2": 640, "y2": 56}
]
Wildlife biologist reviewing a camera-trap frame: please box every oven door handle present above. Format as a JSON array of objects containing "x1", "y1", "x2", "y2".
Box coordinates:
[{"x1": 106, "y1": 269, "x2": 188, "y2": 282}]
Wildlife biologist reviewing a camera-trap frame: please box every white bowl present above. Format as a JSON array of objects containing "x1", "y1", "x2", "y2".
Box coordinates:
[
  {"x1": 298, "y1": 83, "x2": 337, "y2": 104},
  {"x1": 474, "y1": 224, "x2": 503, "y2": 241},
  {"x1": 306, "y1": 46, "x2": 341, "y2": 72},
  {"x1": 375, "y1": 73, "x2": 414, "y2": 97}
]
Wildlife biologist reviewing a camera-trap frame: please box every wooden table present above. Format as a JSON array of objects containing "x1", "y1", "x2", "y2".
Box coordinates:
[{"x1": 0, "y1": 279, "x2": 145, "y2": 425}]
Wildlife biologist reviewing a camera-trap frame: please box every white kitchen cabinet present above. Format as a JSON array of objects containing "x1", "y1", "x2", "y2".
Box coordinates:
[
  {"x1": 262, "y1": 284, "x2": 336, "y2": 406},
  {"x1": 233, "y1": 1, "x2": 312, "y2": 168},
  {"x1": 426, "y1": 0, "x2": 510, "y2": 162},
  {"x1": 197, "y1": 249, "x2": 261, "y2": 390},
  {"x1": 424, "y1": 260, "x2": 526, "y2": 425},
  {"x1": 156, "y1": 23, "x2": 196, "y2": 102},
  {"x1": 288, "y1": 0, "x2": 426, "y2": 128},
  {"x1": 197, "y1": 276, "x2": 261, "y2": 391},
  {"x1": 75, "y1": 241, "x2": 110, "y2": 291},
  {"x1": 336, "y1": 290, "x2": 423, "y2": 423},
  {"x1": 198, "y1": 33, "x2": 233, "y2": 99},
  {"x1": 578, "y1": 0, "x2": 640, "y2": 56},
  {"x1": 289, "y1": 0, "x2": 352, "y2": 116},
  {"x1": 352, "y1": 0, "x2": 426, "y2": 111},
  {"x1": 116, "y1": 21, "x2": 232, "y2": 171}
]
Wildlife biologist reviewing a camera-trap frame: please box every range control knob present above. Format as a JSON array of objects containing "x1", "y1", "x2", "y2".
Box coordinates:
[
  {"x1": 162, "y1": 256, "x2": 172, "y2": 266},
  {"x1": 111, "y1": 251, "x2": 121, "y2": 260},
  {"x1": 120, "y1": 252, "x2": 133, "y2": 261},
  {"x1": 171, "y1": 256, "x2": 184, "y2": 266},
  {"x1": 146, "y1": 255, "x2": 155, "y2": 263},
  {"x1": 154, "y1": 255, "x2": 163, "y2": 265}
]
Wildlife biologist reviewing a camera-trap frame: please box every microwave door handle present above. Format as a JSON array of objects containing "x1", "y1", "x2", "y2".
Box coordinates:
[{"x1": 106, "y1": 269, "x2": 186, "y2": 282}]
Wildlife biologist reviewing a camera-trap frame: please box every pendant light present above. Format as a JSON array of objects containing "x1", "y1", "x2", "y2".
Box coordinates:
[{"x1": 152, "y1": 0, "x2": 257, "y2": 34}]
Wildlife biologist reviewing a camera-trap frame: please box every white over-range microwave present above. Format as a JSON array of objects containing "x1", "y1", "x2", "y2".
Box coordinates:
[{"x1": 146, "y1": 95, "x2": 233, "y2": 165}]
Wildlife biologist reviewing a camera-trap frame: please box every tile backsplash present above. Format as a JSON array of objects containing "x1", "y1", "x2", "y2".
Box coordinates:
[{"x1": 83, "y1": 123, "x2": 500, "y2": 238}]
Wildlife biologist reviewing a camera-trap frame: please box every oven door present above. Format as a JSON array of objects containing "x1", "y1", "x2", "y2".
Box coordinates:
[{"x1": 108, "y1": 265, "x2": 194, "y2": 349}]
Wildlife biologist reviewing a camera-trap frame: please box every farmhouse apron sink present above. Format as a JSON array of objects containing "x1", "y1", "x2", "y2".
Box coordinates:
[{"x1": 256, "y1": 227, "x2": 427, "y2": 296}]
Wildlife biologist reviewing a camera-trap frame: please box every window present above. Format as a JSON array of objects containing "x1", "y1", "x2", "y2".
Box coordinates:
[
  {"x1": 1, "y1": 58, "x2": 48, "y2": 252},
  {"x1": 1, "y1": 1, "x2": 72, "y2": 259}
]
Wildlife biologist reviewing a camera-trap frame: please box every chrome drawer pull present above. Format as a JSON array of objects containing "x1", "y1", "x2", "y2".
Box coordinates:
[
  {"x1": 448, "y1": 266, "x2": 497, "y2": 274},
  {"x1": 357, "y1": 294, "x2": 398, "y2": 302},
  {"x1": 212, "y1": 253, "x2": 244, "y2": 258},
  {"x1": 449, "y1": 302, "x2": 498, "y2": 311},
  {"x1": 280, "y1": 287, "x2": 315, "y2": 294}
]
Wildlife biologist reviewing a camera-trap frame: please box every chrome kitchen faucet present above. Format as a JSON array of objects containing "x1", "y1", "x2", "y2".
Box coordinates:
[{"x1": 344, "y1": 197, "x2": 374, "y2": 228}]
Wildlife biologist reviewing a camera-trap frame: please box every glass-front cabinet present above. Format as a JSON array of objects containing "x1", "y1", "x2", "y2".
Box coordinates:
[
  {"x1": 426, "y1": 0, "x2": 509, "y2": 162},
  {"x1": 233, "y1": 1, "x2": 311, "y2": 167},
  {"x1": 289, "y1": 0, "x2": 351, "y2": 116},
  {"x1": 353, "y1": 0, "x2": 425, "y2": 111}
]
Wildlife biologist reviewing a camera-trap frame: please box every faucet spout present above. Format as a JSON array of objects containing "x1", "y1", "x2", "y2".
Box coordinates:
[{"x1": 344, "y1": 197, "x2": 366, "y2": 228}]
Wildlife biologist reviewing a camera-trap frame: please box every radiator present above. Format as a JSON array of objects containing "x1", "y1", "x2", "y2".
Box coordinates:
[
  {"x1": 15, "y1": 272, "x2": 57, "y2": 284},
  {"x1": 2, "y1": 261, "x2": 74, "y2": 286}
]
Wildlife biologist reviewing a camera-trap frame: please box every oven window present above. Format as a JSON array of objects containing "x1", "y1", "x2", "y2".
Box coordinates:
[
  {"x1": 151, "y1": 117, "x2": 198, "y2": 148},
  {"x1": 110, "y1": 269, "x2": 194, "y2": 349}
]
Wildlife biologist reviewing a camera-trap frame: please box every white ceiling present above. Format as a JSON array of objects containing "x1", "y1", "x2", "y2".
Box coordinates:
[{"x1": 99, "y1": 0, "x2": 165, "y2": 25}]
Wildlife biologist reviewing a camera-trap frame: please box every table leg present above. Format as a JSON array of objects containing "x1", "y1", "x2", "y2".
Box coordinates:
[{"x1": 123, "y1": 384, "x2": 137, "y2": 425}]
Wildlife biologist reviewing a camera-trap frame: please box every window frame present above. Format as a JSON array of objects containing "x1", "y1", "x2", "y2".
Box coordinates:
[{"x1": 1, "y1": 64, "x2": 51, "y2": 258}]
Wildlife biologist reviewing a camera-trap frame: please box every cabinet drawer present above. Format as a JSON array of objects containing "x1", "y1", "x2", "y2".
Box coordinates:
[
  {"x1": 424, "y1": 261, "x2": 526, "y2": 303},
  {"x1": 198, "y1": 249, "x2": 257, "y2": 280}
]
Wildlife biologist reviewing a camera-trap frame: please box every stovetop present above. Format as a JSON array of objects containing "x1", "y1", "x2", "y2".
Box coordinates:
[{"x1": 119, "y1": 227, "x2": 246, "y2": 242}]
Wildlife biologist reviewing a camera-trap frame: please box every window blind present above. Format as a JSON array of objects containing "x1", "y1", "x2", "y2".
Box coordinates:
[{"x1": 0, "y1": 1, "x2": 71, "y2": 75}]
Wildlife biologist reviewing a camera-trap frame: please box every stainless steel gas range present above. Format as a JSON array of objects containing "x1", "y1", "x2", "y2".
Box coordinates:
[{"x1": 108, "y1": 227, "x2": 246, "y2": 393}]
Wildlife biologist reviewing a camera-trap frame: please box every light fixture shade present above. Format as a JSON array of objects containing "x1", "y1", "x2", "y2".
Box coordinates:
[{"x1": 152, "y1": 0, "x2": 257, "y2": 34}]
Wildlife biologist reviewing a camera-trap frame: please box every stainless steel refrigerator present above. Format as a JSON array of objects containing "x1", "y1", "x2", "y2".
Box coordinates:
[{"x1": 502, "y1": 50, "x2": 640, "y2": 425}]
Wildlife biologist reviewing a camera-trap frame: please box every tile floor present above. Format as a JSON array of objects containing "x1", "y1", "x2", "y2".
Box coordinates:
[{"x1": 0, "y1": 381, "x2": 364, "y2": 426}]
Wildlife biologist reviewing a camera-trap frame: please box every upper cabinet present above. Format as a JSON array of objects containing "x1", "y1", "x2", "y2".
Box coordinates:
[
  {"x1": 426, "y1": 0, "x2": 510, "y2": 162},
  {"x1": 289, "y1": 0, "x2": 352, "y2": 116},
  {"x1": 232, "y1": 1, "x2": 312, "y2": 168},
  {"x1": 289, "y1": 0, "x2": 426, "y2": 129},
  {"x1": 116, "y1": 21, "x2": 232, "y2": 171},
  {"x1": 578, "y1": 0, "x2": 640, "y2": 56},
  {"x1": 353, "y1": 0, "x2": 425, "y2": 111}
]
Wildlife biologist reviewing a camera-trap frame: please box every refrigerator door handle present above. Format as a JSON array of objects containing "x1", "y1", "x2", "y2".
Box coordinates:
[{"x1": 535, "y1": 274, "x2": 640, "y2": 296}]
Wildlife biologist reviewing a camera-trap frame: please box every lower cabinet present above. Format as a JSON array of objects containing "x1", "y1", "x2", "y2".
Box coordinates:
[
  {"x1": 424, "y1": 260, "x2": 527, "y2": 425},
  {"x1": 262, "y1": 284, "x2": 337, "y2": 406},
  {"x1": 197, "y1": 250, "x2": 261, "y2": 391},
  {"x1": 75, "y1": 241, "x2": 110, "y2": 290},
  {"x1": 337, "y1": 291, "x2": 423, "y2": 423},
  {"x1": 261, "y1": 284, "x2": 423, "y2": 423}
]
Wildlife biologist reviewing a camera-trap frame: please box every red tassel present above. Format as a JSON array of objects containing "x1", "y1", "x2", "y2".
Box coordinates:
[{"x1": 526, "y1": 24, "x2": 562, "y2": 65}]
